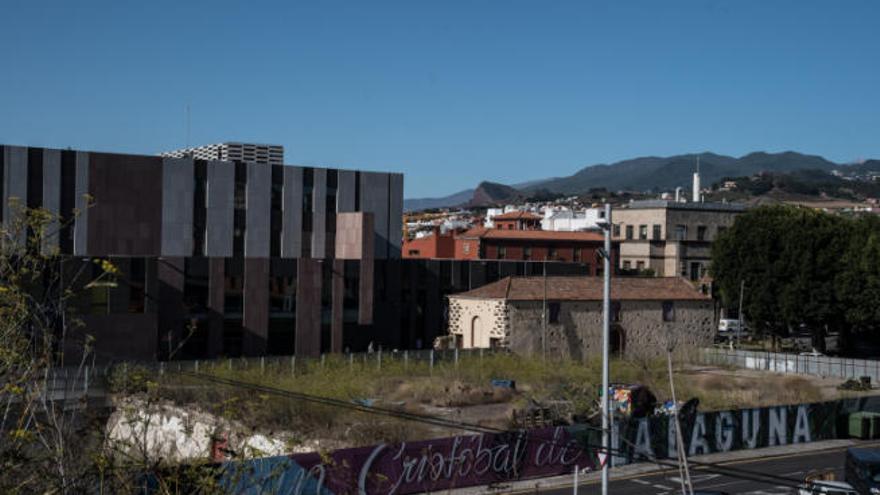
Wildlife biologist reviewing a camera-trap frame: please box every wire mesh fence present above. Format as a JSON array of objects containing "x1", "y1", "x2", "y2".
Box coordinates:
[{"x1": 699, "y1": 347, "x2": 880, "y2": 383}]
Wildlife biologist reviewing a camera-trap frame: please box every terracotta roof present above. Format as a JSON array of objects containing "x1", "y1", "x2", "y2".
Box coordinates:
[
  {"x1": 481, "y1": 229, "x2": 604, "y2": 242},
  {"x1": 492, "y1": 211, "x2": 543, "y2": 221},
  {"x1": 450, "y1": 276, "x2": 710, "y2": 301},
  {"x1": 459, "y1": 226, "x2": 489, "y2": 238}
]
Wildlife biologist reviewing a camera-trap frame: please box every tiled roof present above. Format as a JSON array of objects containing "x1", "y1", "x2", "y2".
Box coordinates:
[
  {"x1": 481, "y1": 229, "x2": 604, "y2": 242},
  {"x1": 450, "y1": 276, "x2": 710, "y2": 301},
  {"x1": 492, "y1": 211, "x2": 543, "y2": 220}
]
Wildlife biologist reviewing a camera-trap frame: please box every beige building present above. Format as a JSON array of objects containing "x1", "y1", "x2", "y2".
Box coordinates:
[
  {"x1": 447, "y1": 276, "x2": 714, "y2": 360},
  {"x1": 612, "y1": 200, "x2": 746, "y2": 280}
]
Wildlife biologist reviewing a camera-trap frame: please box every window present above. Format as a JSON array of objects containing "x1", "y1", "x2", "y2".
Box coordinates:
[
  {"x1": 408, "y1": 249, "x2": 420, "y2": 256},
  {"x1": 662, "y1": 301, "x2": 675, "y2": 322},
  {"x1": 674, "y1": 225, "x2": 687, "y2": 241},
  {"x1": 639, "y1": 225, "x2": 648, "y2": 240},
  {"x1": 623, "y1": 260, "x2": 632, "y2": 270},
  {"x1": 612, "y1": 301, "x2": 621, "y2": 322},
  {"x1": 523, "y1": 247, "x2": 532, "y2": 260},
  {"x1": 548, "y1": 247, "x2": 558, "y2": 260},
  {"x1": 463, "y1": 242, "x2": 470, "y2": 254},
  {"x1": 717, "y1": 225, "x2": 728, "y2": 236},
  {"x1": 549, "y1": 302, "x2": 561, "y2": 324},
  {"x1": 697, "y1": 225, "x2": 707, "y2": 241},
  {"x1": 653, "y1": 224, "x2": 662, "y2": 240},
  {"x1": 613, "y1": 224, "x2": 621, "y2": 237},
  {"x1": 636, "y1": 261, "x2": 645, "y2": 271},
  {"x1": 573, "y1": 248, "x2": 581, "y2": 262},
  {"x1": 625, "y1": 225, "x2": 634, "y2": 240},
  {"x1": 498, "y1": 246, "x2": 506, "y2": 259}
]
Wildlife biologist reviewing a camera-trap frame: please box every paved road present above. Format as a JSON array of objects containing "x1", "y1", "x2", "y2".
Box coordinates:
[{"x1": 538, "y1": 447, "x2": 849, "y2": 495}]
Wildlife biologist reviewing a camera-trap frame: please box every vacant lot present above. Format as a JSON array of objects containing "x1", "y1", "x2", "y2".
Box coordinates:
[{"x1": 121, "y1": 352, "x2": 874, "y2": 454}]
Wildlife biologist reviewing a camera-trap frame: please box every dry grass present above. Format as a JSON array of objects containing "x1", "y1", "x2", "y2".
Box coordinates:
[{"x1": 132, "y1": 352, "x2": 854, "y2": 450}]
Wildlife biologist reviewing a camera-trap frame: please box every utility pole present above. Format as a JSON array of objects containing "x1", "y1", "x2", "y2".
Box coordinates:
[{"x1": 601, "y1": 203, "x2": 612, "y2": 495}]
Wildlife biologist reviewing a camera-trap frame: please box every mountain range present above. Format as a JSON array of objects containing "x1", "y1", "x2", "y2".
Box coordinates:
[{"x1": 403, "y1": 151, "x2": 875, "y2": 211}]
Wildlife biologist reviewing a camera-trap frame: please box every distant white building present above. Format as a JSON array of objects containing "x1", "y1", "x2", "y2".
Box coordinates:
[
  {"x1": 483, "y1": 205, "x2": 520, "y2": 228},
  {"x1": 541, "y1": 208, "x2": 604, "y2": 231},
  {"x1": 161, "y1": 142, "x2": 284, "y2": 166}
]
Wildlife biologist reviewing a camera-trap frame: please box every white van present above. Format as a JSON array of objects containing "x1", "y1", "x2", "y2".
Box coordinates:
[{"x1": 718, "y1": 319, "x2": 748, "y2": 335}]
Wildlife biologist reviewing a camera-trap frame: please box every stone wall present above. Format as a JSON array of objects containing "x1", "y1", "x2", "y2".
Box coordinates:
[
  {"x1": 447, "y1": 297, "x2": 509, "y2": 347},
  {"x1": 506, "y1": 299, "x2": 714, "y2": 360}
]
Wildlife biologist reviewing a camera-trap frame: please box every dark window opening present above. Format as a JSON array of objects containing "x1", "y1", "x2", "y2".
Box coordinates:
[
  {"x1": 697, "y1": 225, "x2": 708, "y2": 241},
  {"x1": 653, "y1": 224, "x2": 662, "y2": 240},
  {"x1": 662, "y1": 301, "x2": 675, "y2": 322},
  {"x1": 638, "y1": 225, "x2": 647, "y2": 240},
  {"x1": 625, "y1": 225, "x2": 634, "y2": 240},
  {"x1": 612, "y1": 301, "x2": 622, "y2": 322},
  {"x1": 128, "y1": 257, "x2": 146, "y2": 313},
  {"x1": 224, "y1": 258, "x2": 244, "y2": 316},
  {"x1": 270, "y1": 165, "x2": 283, "y2": 257},
  {"x1": 548, "y1": 302, "x2": 561, "y2": 324},
  {"x1": 26, "y1": 148, "x2": 43, "y2": 209},
  {"x1": 192, "y1": 161, "x2": 208, "y2": 256},
  {"x1": 233, "y1": 162, "x2": 247, "y2": 257},
  {"x1": 343, "y1": 260, "x2": 359, "y2": 323}
]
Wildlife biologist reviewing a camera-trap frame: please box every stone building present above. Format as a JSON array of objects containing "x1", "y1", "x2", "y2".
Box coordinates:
[
  {"x1": 447, "y1": 276, "x2": 714, "y2": 360},
  {"x1": 612, "y1": 200, "x2": 747, "y2": 280}
]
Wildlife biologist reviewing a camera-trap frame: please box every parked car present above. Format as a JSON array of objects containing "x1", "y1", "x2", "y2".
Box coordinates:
[{"x1": 845, "y1": 447, "x2": 880, "y2": 494}]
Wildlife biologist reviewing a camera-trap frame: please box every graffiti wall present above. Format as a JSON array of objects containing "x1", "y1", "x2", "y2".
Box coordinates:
[
  {"x1": 291, "y1": 426, "x2": 594, "y2": 495},
  {"x1": 208, "y1": 395, "x2": 880, "y2": 495}
]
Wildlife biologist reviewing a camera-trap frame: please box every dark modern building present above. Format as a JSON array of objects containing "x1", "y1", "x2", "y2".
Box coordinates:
[{"x1": 1, "y1": 144, "x2": 593, "y2": 362}]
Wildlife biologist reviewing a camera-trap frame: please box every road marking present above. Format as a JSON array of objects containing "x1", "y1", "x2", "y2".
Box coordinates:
[{"x1": 631, "y1": 479, "x2": 652, "y2": 485}]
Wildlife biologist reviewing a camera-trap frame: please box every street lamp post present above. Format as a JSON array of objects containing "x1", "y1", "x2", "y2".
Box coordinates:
[{"x1": 601, "y1": 203, "x2": 612, "y2": 495}]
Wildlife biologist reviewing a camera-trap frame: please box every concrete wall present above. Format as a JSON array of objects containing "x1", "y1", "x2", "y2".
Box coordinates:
[
  {"x1": 87, "y1": 153, "x2": 163, "y2": 256},
  {"x1": 205, "y1": 160, "x2": 234, "y2": 257},
  {"x1": 281, "y1": 166, "x2": 303, "y2": 258},
  {"x1": 311, "y1": 168, "x2": 327, "y2": 258},
  {"x1": 2, "y1": 145, "x2": 27, "y2": 245},
  {"x1": 41, "y1": 148, "x2": 61, "y2": 252},
  {"x1": 245, "y1": 162, "x2": 271, "y2": 258},
  {"x1": 161, "y1": 157, "x2": 194, "y2": 257},
  {"x1": 359, "y1": 172, "x2": 390, "y2": 259},
  {"x1": 73, "y1": 152, "x2": 90, "y2": 255}
]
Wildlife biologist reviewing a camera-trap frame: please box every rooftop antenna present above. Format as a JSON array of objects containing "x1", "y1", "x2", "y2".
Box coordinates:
[{"x1": 185, "y1": 104, "x2": 191, "y2": 149}]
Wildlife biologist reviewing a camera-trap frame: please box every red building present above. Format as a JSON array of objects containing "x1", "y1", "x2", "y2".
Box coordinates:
[
  {"x1": 402, "y1": 227, "x2": 457, "y2": 259},
  {"x1": 454, "y1": 228, "x2": 616, "y2": 276},
  {"x1": 491, "y1": 211, "x2": 542, "y2": 230}
]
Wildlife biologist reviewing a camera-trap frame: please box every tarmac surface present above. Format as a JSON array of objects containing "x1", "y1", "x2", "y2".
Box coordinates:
[
  {"x1": 452, "y1": 439, "x2": 879, "y2": 495},
  {"x1": 539, "y1": 447, "x2": 848, "y2": 494}
]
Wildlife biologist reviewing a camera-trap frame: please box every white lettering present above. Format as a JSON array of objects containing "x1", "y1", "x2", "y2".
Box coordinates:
[
  {"x1": 358, "y1": 444, "x2": 387, "y2": 495},
  {"x1": 768, "y1": 407, "x2": 787, "y2": 446},
  {"x1": 715, "y1": 412, "x2": 734, "y2": 452},
  {"x1": 689, "y1": 414, "x2": 710, "y2": 456},
  {"x1": 793, "y1": 406, "x2": 811, "y2": 444},
  {"x1": 742, "y1": 409, "x2": 760, "y2": 449}
]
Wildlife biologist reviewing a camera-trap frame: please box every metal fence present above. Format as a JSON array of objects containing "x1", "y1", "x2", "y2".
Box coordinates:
[
  {"x1": 699, "y1": 347, "x2": 880, "y2": 383},
  {"x1": 144, "y1": 347, "x2": 499, "y2": 377}
]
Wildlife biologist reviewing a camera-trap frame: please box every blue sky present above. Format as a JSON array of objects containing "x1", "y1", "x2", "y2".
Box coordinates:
[{"x1": 1, "y1": 1, "x2": 878, "y2": 198}]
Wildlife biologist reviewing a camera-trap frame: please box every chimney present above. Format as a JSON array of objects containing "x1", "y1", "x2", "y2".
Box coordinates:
[
  {"x1": 675, "y1": 187, "x2": 683, "y2": 202},
  {"x1": 692, "y1": 156, "x2": 701, "y2": 202}
]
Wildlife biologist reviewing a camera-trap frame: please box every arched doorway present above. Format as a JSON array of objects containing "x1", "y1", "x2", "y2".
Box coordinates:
[
  {"x1": 470, "y1": 316, "x2": 481, "y2": 348},
  {"x1": 610, "y1": 324, "x2": 626, "y2": 357}
]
